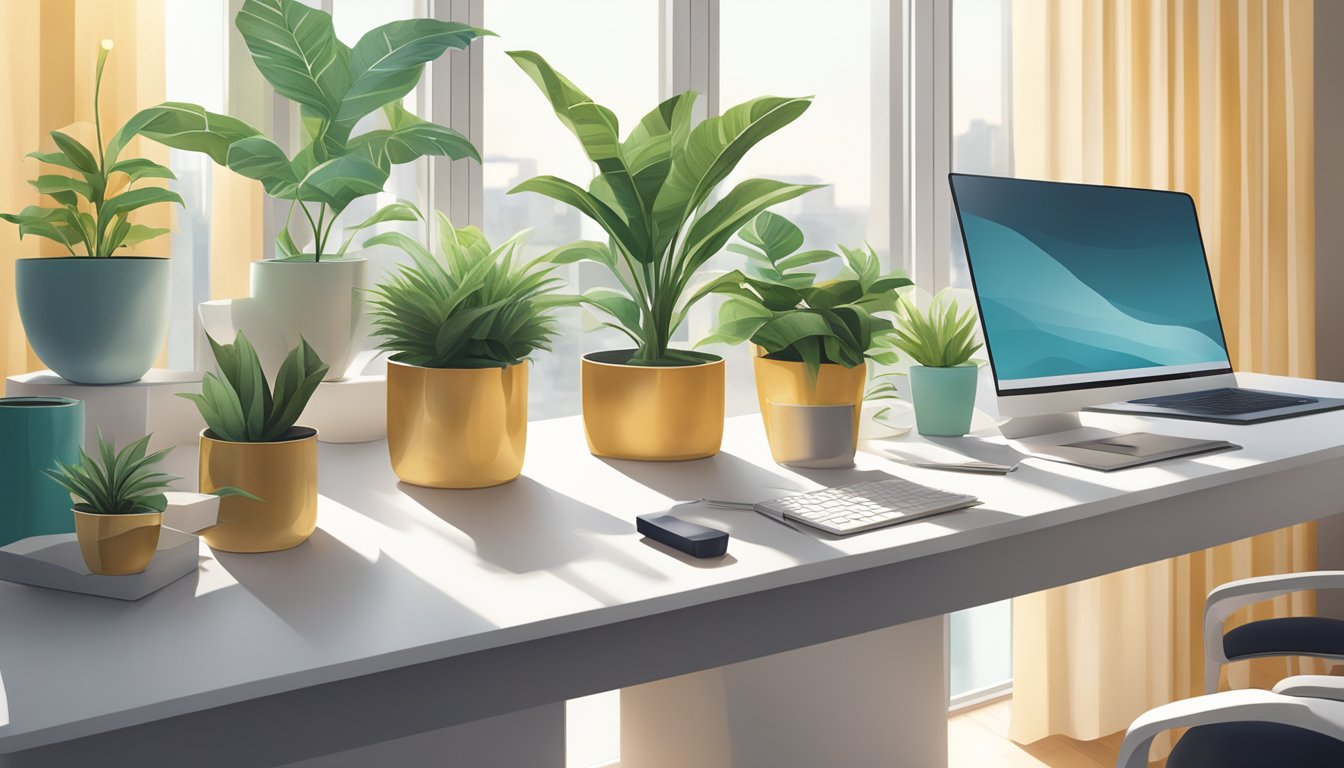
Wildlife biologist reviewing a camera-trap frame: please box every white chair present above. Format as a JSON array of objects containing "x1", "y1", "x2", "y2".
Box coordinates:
[
  {"x1": 1116, "y1": 572, "x2": 1344, "y2": 767},
  {"x1": 1203, "y1": 571, "x2": 1344, "y2": 694},
  {"x1": 1116, "y1": 676, "x2": 1344, "y2": 768}
]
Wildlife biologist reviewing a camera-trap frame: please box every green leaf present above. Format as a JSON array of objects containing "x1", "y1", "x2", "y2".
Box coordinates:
[
  {"x1": 294, "y1": 153, "x2": 388, "y2": 214},
  {"x1": 679, "y1": 179, "x2": 823, "y2": 275},
  {"x1": 333, "y1": 20, "x2": 489, "y2": 145},
  {"x1": 29, "y1": 174, "x2": 93, "y2": 202},
  {"x1": 43, "y1": 432, "x2": 179, "y2": 516},
  {"x1": 235, "y1": 0, "x2": 350, "y2": 123},
  {"x1": 132, "y1": 102, "x2": 263, "y2": 165},
  {"x1": 97, "y1": 187, "x2": 184, "y2": 237},
  {"x1": 108, "y1": 158, "x2": 177, "y2": 184},
  {"x1": 49, "y1": 131, "x2": 98, "y2": 175},
  {"x1": 119, "y1": 225, "x2": 172, "y2": 249},
  {"x1": 651, "y1": 95, "x2": 813, "y2": 256},
  {"x1": 739, "y1": 210, "x2": 804, "y2": 259},
  {"x1": 350, "y1": 103, "x2": 480, "y2": 169},
  {"x1": 226, "y1": 136, "x2": 298, "y2": 196},
  {"x1": 264, "y1": 338, "x2": 328, "y2": 439},
  {"x1": 582, "y1": 287, "x2": 643, "y2": 336},
  {"x1": 509, "y1": 175, "x2": 640, "y2": 255}
]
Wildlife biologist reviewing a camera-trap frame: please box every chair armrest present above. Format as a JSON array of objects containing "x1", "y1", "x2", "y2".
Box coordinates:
[
  {"x1": 1117, "y1": 689, "x2": 1344, "y2": 768},
  {"x1": 1204, "y1": 571, "x2": 1344, "y2": 674},
  {"x1": 1275, "y1": 675, "x2": 1344, "y2": 703}
]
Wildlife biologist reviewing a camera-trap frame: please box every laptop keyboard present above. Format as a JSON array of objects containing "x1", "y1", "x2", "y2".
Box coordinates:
[{"x1": 1133, "y1": 387, "x2": 1315, "y2": 415}]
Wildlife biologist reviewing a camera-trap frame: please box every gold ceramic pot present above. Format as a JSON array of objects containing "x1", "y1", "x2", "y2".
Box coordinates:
[
  {"x1": 386, "y1": 359, "x2": 528, "y2": 488},
  {"x1": 198, "y1": 427, "x2": 318, "y2": 553},
  {"x1": 753, "y1": 354, "x2": 867, "y2": 449},
  {"x1": 581, "y1": 350, "x2": 725, "y2": 461},
  {"x1": 73, "y1": 509, "x2": 161, "y2": 575}
]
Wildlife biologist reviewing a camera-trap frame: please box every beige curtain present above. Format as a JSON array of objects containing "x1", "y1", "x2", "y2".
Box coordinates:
[
  {"x1": 0, "y1": 0, "x2": 171, "y2": 375},
  {"x1": 1008, "y1": 0, "x2": 1320, "y2": 753}
]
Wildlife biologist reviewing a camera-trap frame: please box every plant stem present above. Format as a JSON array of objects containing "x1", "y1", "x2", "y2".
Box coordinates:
[
  {"x1": 314, "y1": 205, "x2": 327, "y2": 261},
  {"x1": 298, "y1": 202, "x2": 320, "y2": 260}
]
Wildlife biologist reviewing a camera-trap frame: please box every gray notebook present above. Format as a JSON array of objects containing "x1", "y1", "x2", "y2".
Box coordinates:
[{"x1": 1023, "y1": 432, "x2": 1240, "y2": 471}]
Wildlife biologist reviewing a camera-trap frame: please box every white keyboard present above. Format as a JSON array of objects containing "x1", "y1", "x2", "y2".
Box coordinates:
[{"x1": 755, "y1": 478, "x2": 980, "y2": 535}]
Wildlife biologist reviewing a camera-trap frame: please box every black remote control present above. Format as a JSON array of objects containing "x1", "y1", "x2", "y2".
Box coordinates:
[{"x1": 636, "y1": 513, "x2": 730, "y2": 558}]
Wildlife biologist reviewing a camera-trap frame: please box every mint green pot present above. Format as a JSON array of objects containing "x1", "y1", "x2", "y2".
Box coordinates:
[
  {"x1": 909, "y1": 364, "x2": 978, "y2": 437},
  {"x1": 16, "y1": 257, "x2": 171, "y2": 384},
  {"x1": 0, "y1": 397, "x2": 83, "y2": 546}
]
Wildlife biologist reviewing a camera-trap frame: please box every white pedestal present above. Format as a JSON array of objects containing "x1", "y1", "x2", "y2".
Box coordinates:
[
  {"x1": 6, "y1": 369, "x2": 205, "y2": 452},
  {"x1": 621, "y1": 617, "x2": 949, "y2": 768},
  {"x1": 302, "y1": 374, "x2": 386, "y2": 443}
]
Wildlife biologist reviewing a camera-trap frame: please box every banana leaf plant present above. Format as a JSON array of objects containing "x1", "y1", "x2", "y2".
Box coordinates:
[
  {"x1": 698, "y1": 212, "x2": 913, "y2": 378},
  {"x1": 129, "y1": 0, "x2": 489, "y2": 262},
  {"x1": 0, "y1": 40, "x2": 182, "y2": 257},
  {"x1": 506, "y1": 50, "x2": 820, "y2": 366}
]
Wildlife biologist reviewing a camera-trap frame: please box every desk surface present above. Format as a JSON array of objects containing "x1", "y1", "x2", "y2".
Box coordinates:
[{"x1": 2, "y1": 371, "x2": 1343, "y2": 754}]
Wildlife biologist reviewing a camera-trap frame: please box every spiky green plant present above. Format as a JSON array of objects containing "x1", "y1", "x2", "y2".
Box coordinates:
[
  {"x1": 506, "y1": 50, "x2": 818, "y2": 366},
  {"x1": 889, "y1": 292, "x2": 983, "y2": 368},
  {"x1": 699, "y1": 212, "x2": 913, "y2": 376},
  {"x1": 0, "y1": 40, "x2": 182, "y2": 257},
  {"x1": 180, "y1": 332, "x2": 329, "y2": 442},
  {"x1": 44, "y1": 433, "x2": 178, "y2": 516},
  {"x1": 366, "y1": 207, "x2": 577, "y2": 368}
]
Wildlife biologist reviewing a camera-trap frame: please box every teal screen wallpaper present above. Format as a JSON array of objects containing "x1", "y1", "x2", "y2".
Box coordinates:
[{"x1": 949, "y1": 174, "x2": 1231, "y2": 387}]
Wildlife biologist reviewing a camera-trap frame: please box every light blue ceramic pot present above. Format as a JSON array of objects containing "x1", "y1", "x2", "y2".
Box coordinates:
[
  {"x1": 909, "y1": 364, "x2": 978, "y2": 437},
  {"x1": 16, "y1": 257, "x2": 171, "y2": 384},
  {"x1": 0, "y1": 397, "x2": 84, "y2": 546}
]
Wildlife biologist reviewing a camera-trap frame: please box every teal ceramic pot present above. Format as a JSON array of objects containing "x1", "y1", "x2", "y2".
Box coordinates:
[
  {"x1": 16, "y1": 257, "x2": 171, "y2": 384},
  {"x1": 0, "y1": 397, "x2": 83, "y2": 546},
  {"x1": 909, "y1": 364, "x2": 978, "y2": 437}
]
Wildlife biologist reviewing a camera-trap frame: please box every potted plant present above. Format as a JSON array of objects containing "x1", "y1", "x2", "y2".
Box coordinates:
[
  {"x1": 366, "y1": 207, "x2": 576, "y2": 488},
  {"x1": 180, "y1": 331, "x2": 328, "y2": 552},
  {"x1": 506, "y1": 50, "x2": 817, "y2": 461},
  {"x1": 131, "y1": 0, "x2": 490, "y2": 380},
  {"x1": 699, "y1": 212, "x2": 912, "y2": 461},
  {"x1": 888, "y1": 294, "x2": 984, "y2": 437},
  {"x1": 0, "y1": 40, "x2": 182, "y2": 384}
]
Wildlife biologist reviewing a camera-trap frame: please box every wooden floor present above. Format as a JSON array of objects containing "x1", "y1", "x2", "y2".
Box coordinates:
[{"x1": 948, "y1": 698, "x2": 1164, "y2": 768}]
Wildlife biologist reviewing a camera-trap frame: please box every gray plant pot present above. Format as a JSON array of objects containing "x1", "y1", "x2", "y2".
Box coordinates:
[{"x1": 16, "y1": 257, "x2": 171, "y2": 385}]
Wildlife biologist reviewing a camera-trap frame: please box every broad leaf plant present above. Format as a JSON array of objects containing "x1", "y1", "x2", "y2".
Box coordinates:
[
  {"x1": 700, "y1": 212, "x2": 914, "y2": 378},
  {"x1": 507, "y1": 51, "x2": 818, "y2": 366},
  {"x1": 131, "y1": 0, "x2": 489, "y2": 261}
]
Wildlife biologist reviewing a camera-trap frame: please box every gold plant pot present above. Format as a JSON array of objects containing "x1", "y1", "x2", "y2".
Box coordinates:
[
  {"x1": 386, "y1": 359, "x2": 528, "y2": 489},
  {"x1": 73, "y1": 509, "x2": 161, "y2": 575},
  {"x1": 581, "y1": 350, "x2": 725, "y2": 461},
  {"x1": 753, "y1": 353, "x2": 867, "y2": 450},
  {"x1": 198, "y1": 428, "x2": 318, "y2": 553}
]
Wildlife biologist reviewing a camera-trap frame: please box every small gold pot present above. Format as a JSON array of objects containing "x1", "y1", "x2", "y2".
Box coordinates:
[
  {"x1": 581, "y1": 350, "x2": 725, "y2": 461},
  {"x1": 73, "y1": 509, "x2": 161, "y2": 575},
  {"x1": 753, "y1": 354, "x2": 867, "y2": 449},
  {"x1": 198, "y1": 427, "x2": 318, "y2": 553},
  {"x1": 386, "y1": 359, "x2": 528, "y2": 489}
]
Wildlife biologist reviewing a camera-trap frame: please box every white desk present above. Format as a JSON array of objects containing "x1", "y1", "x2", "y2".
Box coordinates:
[{"x1": 1, "y1": 372, "x2": 1342, "y2": 767}]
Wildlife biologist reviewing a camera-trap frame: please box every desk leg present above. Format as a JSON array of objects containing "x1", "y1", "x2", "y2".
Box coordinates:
[{"x1": 621, "y1": 617, "x2": 948, "y2": 768}]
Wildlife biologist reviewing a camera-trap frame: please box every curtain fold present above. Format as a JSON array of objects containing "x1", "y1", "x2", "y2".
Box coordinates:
[
  {"x1": 0, "y1": 0, "x2": 169, "y2": 376},
  {"x1": 1009, "y1": 0, "x2": 1319, "y2": 754}
]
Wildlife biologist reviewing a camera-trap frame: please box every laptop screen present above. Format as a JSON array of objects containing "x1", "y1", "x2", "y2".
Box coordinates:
[{"x1": 949, "y1": 174, "x2": 1233, "y2": 395}]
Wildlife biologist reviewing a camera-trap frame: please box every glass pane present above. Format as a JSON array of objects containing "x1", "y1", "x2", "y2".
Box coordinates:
[
  {"x1": 482, "y1": 0, "x2": 659, "y2": 421},
  {"x1": 948, "y1": 0, "x2": 1014, "y2": 701},
  {"x1": 162, "y1": 0, "x2": 228, "y2": 367}
]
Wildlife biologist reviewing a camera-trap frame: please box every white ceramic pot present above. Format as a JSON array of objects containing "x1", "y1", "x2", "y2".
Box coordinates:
[{"x1": 249, "y1": 258, "x2": 366, "y2": 381}]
